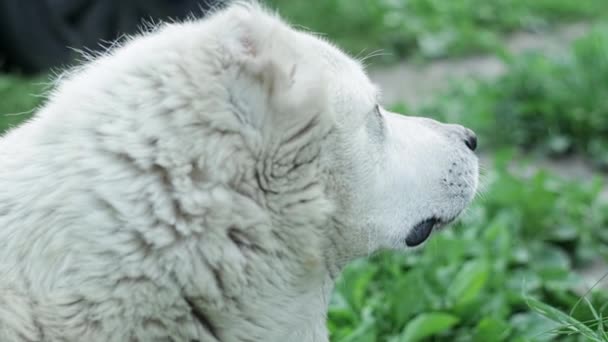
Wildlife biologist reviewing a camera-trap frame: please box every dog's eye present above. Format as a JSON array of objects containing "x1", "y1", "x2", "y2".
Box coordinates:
[
  {"x1": 374, "y1": 105, "x2": 384, "y2": 125},
  {"x1": 374, "y1": 104, "x2": 382, "y2": 117},
  {"x1": 367, "y1": 104, "x2": 385, "y2": 141}
]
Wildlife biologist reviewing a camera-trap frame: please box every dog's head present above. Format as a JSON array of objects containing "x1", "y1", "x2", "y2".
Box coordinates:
[{"x1": 200, "y1": 3, "x2": 479, "y2": 262}]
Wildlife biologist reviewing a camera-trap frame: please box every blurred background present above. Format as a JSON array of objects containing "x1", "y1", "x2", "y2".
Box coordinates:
[{"x1": 1, "y1": 0, "x2": 608, "y2": 341}]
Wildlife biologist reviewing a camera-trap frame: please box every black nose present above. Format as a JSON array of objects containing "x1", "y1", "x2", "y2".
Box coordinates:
[{"x1": 464, "y1": 131, "x2": 477, "y2": 151}]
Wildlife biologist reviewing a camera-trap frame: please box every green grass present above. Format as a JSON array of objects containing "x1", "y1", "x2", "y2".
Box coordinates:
[
  {"x1": 0, "y1": 74, "x2": 47, "y2": 134},
  {"x1": 418, "y1": 25, "x2": 608, "y2": 169},
  {"x1": 266, "y1": 0, "x2": 608, "y2": 62}
]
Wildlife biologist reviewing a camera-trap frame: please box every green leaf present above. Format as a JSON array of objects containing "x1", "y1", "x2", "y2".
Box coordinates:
[
  {"x1": 529, "y1": 244, "x2": 570, "y2": 273},
  {"x1": 335, "y1": 307, "x2": 377, "y2": 342},
  {"x1": 447, "y1": 260, "x2": 489, "y2": 307},
  {"x1": 474, "y1": 317, "x2": 511, "y2": 342},
  {"x1": 398, "y1": 312, "x2": 460, "y2": 342},
  {"x1": 334, "y1": 260, "x2": 377, "y2": 312},
  {"x1": 388, "y1": 271, "x2": 431, "y2": 326},
  {"x1": 510, "y1": 312, "x2": 560, "y2": 342}
]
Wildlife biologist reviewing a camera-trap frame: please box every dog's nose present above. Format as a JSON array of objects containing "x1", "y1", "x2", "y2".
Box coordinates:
[{"x1": 464, "y1": 129, "x2": 477, "y2": 151}]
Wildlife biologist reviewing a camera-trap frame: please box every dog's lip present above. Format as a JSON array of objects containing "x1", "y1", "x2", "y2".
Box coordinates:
[
  {"x1": 405, "y1": 216, "x2": 455, "y2": 247},
  {"x1": 405, "y1": 217, "x2": 438, "y2": 247}
]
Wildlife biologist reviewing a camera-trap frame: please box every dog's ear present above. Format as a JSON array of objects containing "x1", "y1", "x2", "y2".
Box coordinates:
[
  {"x1": 220, "y1": 3, "x2": 331, "y2": 140},
  {"x1": 217, "y1": 4, "x2": 333, "y2": 199}
]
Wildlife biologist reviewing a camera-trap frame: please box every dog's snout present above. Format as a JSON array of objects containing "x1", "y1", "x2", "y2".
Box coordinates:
[{"x1": 464, "y1": 129, "x2": 477, "y2": 151}]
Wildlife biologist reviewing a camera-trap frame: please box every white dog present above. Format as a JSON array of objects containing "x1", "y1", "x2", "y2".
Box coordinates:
[{"x1": 0, "y1": 2, "x2": 478, "y2": 341}]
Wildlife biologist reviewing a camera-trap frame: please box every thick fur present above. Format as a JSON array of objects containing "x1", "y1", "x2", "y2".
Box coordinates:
[{"x1": 0, "y1": 3, "x2": 478, "y2": 341}]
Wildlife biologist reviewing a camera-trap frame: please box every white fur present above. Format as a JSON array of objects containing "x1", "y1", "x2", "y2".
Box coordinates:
[{"x1": 0, "y1": 3, "x2": 478, "y2": 341}]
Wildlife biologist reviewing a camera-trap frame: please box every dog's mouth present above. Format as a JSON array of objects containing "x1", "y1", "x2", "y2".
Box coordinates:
[{"x1": 405, "y1": 216, "x2": 454, "y2": 247}]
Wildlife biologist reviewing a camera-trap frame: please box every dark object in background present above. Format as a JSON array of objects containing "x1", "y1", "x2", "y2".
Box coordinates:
[{"x1": 0, "y1": 0, "x2": 218, "y2": 73}]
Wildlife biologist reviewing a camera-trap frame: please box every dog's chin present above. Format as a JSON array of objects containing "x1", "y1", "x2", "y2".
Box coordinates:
[{"x1": 403, "y1": 215, "x2": 458, "y2": 247}]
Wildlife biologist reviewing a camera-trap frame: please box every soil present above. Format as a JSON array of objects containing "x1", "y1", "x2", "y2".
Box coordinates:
[{"x1": 370, "y1": 23, "x2": 589, "y2": 108}]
